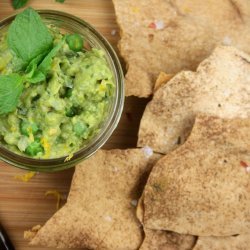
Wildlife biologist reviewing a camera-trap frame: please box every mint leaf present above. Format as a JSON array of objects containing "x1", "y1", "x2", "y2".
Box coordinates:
[
  {"x1": 25, "y1": 53, "x2": 46, "y2": 78},
  {"x1": 24, "y1": 38, "x2": 64, "y2": 84},
  {"x1": 0, "y1": 74, "x2": 23, "y2": 115},
  {"x1": 56, "y1": 0, "x2": 65, "y2": 2},
  {"x1": 38, "y1": 37, "x2": 65, "y2": 75},
  {"x1": 9, "y1": 54, "x2": 26, "y2": 72},
  {"x1": 7, "y1": 8, "x2": 53, "y2": 64},
  {"x1": 26, "y1": 70, "x2": 46, "y2": 84},
  {"x1": 12, "y1": 0, "x2": 29, "y2": 9}
]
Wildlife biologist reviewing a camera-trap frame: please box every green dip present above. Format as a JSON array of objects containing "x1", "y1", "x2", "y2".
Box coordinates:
[{"x1": 0, "y1": 27, "x2": 114, "y2": 159}]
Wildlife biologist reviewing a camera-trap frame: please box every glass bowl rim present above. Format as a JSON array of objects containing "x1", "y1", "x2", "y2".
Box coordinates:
[{"x1": 0, "y1": 9, "x2": 124, "y2": 171}]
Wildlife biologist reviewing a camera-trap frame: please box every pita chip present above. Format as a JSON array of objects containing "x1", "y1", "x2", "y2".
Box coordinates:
[
  {"x1": 137, "y1": 194, "x2": 196, "y2": 250},
  {"x1": 27, "y1": 149, "x2": 161, "y2": 249},
  {"x1": 112, "y1": 0, "x2": 250, "y2": 97},
  {"x1": 140, "y1": 229, "x2": 196, "y2": 250},
  {"x1": 138, "y1": 46, "x2": 250, "y2": 154},
  {"x1": 143, "y1": 115, "x2": 250, "y2": 236},
  {"x1": 193, "y1": 235, "x2": 250, "y2": 250}
]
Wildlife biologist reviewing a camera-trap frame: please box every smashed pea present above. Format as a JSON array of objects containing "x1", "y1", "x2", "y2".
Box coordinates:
[{"x1": 0, "y1": 28, "x2": 114, "y2": 158}]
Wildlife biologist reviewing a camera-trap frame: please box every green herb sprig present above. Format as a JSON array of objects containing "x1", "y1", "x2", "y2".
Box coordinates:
[{"x1": 0, "y1": 8, "x2": 64, "y2": 115}]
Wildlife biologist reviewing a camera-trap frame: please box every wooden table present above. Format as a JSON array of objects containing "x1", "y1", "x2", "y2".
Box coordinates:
[{"x1": 0, "y1": 1, "x2": 149, "y2": 249}]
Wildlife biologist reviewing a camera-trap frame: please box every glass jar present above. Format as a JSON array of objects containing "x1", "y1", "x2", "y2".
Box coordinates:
[{"x1": 0, "y1": 10, "x2": 124, "y2": 172}]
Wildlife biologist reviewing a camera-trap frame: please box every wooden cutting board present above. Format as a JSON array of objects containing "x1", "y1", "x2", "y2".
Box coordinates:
[{"x1": 0, "y1": 1, "x2": 149, "y2": 249}]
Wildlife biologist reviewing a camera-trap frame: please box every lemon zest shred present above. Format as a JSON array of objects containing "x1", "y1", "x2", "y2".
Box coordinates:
[
  {"x1": 41, "y1": 137, "x2": 51, "y2": 158},
  {"x1": 99, "y1": 83, "x2": 106, "y2": 91},
  {"x1": 64, "y1": 153, "x2": 74, "y2": 162},
  {"x1": 10, "y1": 126, "x2": 16, "y2": 132},
  {"x1": 14, "y1": 171, "x2": 36, "y2": 182},
  {"x1": 45, "y1": 190, "x2": 63, "y2": 210}
]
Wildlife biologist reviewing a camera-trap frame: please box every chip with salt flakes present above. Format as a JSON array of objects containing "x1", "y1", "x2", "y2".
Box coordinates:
[
  {"x1": 143, "y1": 115, "x2": 250, "y2": 236},
  {"x1": 138, "y1": 46, "x2": 250, "y2": 154},
  {"x1": 139, "y1": 229, "x2": 196, "y2": 250},
  {"x1": 193, "y1": 235, "x2": 250, "y2": 250},
  {"x1": 112, "y1": 0, "x2": 250, "y2": 97},
  {"x1": 27, "y1": 149, "x2": 161, "y2": 249}
]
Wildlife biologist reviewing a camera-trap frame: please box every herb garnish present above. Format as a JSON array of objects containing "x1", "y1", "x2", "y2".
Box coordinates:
[
  {"x1": 8, "y1": 8, "x2": 53, "y2": 65},
  {"x1": 0, "y1": 8, "x2": 65, "y2": 114},
  {"x1": 0, "y1": 74, "x2": 23, "y2": 115}
]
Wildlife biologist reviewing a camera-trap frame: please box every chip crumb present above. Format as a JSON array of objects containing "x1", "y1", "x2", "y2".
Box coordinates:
[
  {"x1": 14, "y1": 171, "x2": 36, "y2": 182},
  {"x1": 24, "y1": 225, "x2": 41, "y2": 240},
  {"x1": 142, "y1": 146, "x2": 153, "y2": 158},
  {"x1": 131, "y1": 199, "x2": 138, "y2": 207},
  {"x1": 45, "y1": 190, "x2": 64, "y2": 210}
]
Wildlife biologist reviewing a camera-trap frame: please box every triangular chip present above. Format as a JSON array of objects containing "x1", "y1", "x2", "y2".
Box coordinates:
[
  {"x1": 193, "y1": 235, "x2": 250, "y2": 250},
  {"x1": 143, "y1": 115, "x2": 250, "y2": 236},
  {"x1": 27, "y1": 149, "x2": 161, "y2": 249},
  {"x1": 138, "y1": 46, "x2": 250, "y2": 154},
  {"x1": 112, "y1": 0, "x2": 250, "y2": 97},
  {"x1": 140, "y1": 229, "x2": 196, "y2": 250}
]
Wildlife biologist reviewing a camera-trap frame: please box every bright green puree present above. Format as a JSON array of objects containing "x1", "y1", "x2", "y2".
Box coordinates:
[{"x1": 0, "y1": 8, "x2": 114, "y2": 158}]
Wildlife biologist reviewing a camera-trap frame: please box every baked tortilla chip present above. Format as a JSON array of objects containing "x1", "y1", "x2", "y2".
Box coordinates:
[
  {"x1": 143, "y1": 115, "x2": 250, "y2": 236},
  {"x1": 113, "y1": 0, "x2": 250, "y2": 97},
  {"x1": 140, "y1": 229, "x2": 196, "y2": 250},
  {"x1": 28, "y1": 149, "x2": 161, "y2": 249},
  {"x1": 193, "y1": 235, "x2": 250, "y2": 250},
  {"x1": 138, "y1": 46, "x2": 250, "y2": 154}
]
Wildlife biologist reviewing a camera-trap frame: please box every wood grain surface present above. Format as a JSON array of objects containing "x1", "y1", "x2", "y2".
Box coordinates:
[{"x1": 0, "y1": 1, "x2": 149, "y2": 249}]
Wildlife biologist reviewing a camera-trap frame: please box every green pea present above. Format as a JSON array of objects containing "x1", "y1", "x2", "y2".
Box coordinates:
[
  {"x1": 66, "y1": 34, "x2": 83, "y2": 52},
  {"x1": 73, "y1": 122, "x2": 87, "y2": 136},
  {"x1": 65, "y1": 107, "x2": 75, "y2": 117},
  {"x1": 66, "y1": 106, "x2": 81, "y2": 117},
  {"x1": 25, "y1": 141, "x2": 44, "y2": 156},
  {"x1": 65, "y1": 88, "x2": 73, "y2": 98},
  {"x1": 20, "y1": 120, "x2": 39, "y2": 136}
]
